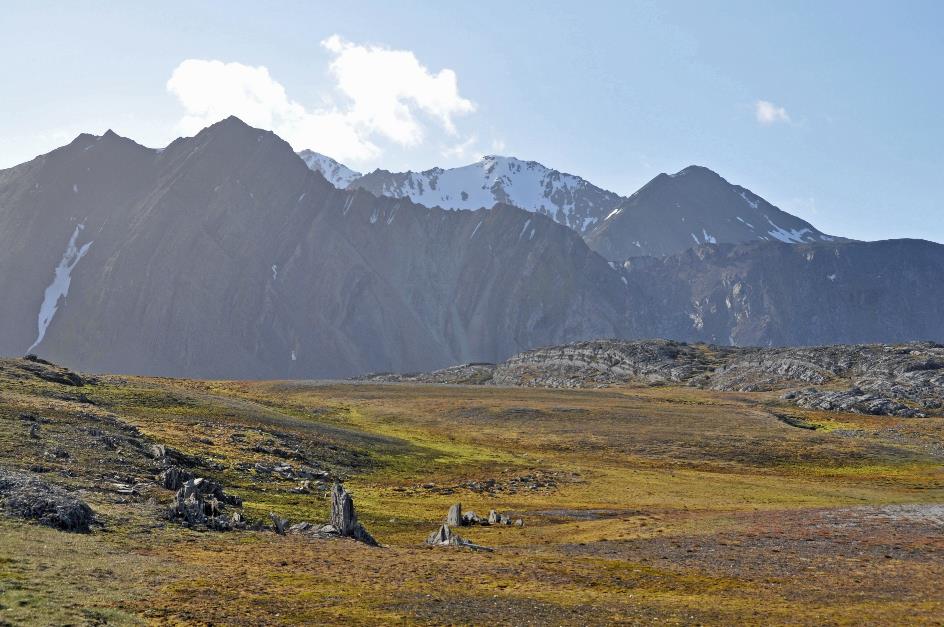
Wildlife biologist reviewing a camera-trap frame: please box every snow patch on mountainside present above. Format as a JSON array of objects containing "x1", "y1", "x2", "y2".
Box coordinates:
[
  {"x1": 28, "y1": 224, "x2": 94, "y2": 352},
  {"x1": 738, "y1": 190, "x2": 758, "y2": 209},
  {"x1": 298, "y1": 150, "x2": 362, "y2": 188},
  {"x1": 765, "y1": 216, "x2": 815, "y2": 244}
]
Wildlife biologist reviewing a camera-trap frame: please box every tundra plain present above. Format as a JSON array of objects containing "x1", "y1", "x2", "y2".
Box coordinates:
[{"x1": 0, "y1": 357, "x2": 941, "y2": 625}]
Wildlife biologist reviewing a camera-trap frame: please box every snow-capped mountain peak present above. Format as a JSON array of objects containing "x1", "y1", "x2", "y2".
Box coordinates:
[
  {"x1": 348, "y1": 155, "x2": 623, "y2": 233},
  {"x1": 297, "y1": 150, "x2": 362, "y2": 188}
]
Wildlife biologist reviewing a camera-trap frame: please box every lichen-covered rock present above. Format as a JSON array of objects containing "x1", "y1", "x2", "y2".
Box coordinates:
[
  {"x1": 270, "y1": 513, "x2": 289, "y2": 535},
  {"x1": 331, "y1": 482, "x2": 357, "y2": 536},
  {"x1": 0, "y1": 468, "x2": 94, "y2": 532}
]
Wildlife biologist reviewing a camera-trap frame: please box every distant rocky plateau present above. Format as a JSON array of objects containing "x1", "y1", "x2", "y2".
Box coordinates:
[{"x1": 358, "y1": 339, "x2": 944, "y2": 418}]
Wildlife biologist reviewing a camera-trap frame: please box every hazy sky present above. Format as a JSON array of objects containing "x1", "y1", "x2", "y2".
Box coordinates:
[{"x1": 2, "y1": 1, "x2": 941, "y2": 243}]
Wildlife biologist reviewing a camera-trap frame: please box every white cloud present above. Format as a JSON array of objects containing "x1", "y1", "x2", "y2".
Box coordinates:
[
  {"x1": 441, "y1": 134, "x2": 478, "y2": 160},
  {"x1": 166, "y1": 36, "x2": 476, "y2": 163},
  {"x1": 754, "y1": 99, "x2": 791, "y2": 125},
  {"x1": 322, "y1": 35, "x2": 475, "y2": 144}
]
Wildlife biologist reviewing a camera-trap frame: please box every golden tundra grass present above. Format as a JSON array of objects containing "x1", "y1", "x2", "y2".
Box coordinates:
[{"x1": 0, "y1": 370, "x2": 941, "y2": 624}]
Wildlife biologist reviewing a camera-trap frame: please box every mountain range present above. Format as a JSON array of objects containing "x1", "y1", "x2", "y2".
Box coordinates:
[
  {"x1": 306, "y1": 152, "x2": 836, "y2": 259},
  {"x1": 0, "y1": 116, "x2": 941, "y2": 378}
]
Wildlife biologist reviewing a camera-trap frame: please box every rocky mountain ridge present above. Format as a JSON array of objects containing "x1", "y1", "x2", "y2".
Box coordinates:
[{"x1": 302, "y1": 153, "x2": 837, "y2": 258}]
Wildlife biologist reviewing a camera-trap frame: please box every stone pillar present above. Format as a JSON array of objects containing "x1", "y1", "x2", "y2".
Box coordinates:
[
  {"x1": 331, "y1": 482, "x2": 357, "y2": 537},
  {"x1": 446, "y1": 502, "x2": 462, "y2": 526}
]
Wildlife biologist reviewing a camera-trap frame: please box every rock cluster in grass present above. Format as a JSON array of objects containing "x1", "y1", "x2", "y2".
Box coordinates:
[
  {"x1": 425, "y1": 502, "x2": 522, "y2": 550},
  {"x1": 0, "y1": 467, "x2": 94, "y2": 532},
  {"x1": 444, "y1": 502, "x2": 523, "y2": 528},
  {"x1": 277, "y1": 482, "x2": 379, "y2": 546}
]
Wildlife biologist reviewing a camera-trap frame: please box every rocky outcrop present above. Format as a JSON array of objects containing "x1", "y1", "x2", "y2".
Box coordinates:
[
  {"x1": 784, "y1": 388, "x2": 925, "y2": 418},
  {"x1": 0, "y1": 468, "x2": 94, "y2": 532},
  {"x1": 169, "y1": 477, "x2": 243, "y2": 530},
  {"x1": 17, "y1": 355, "x2": 84, "y2": 386},
  {"x1": 493, "y1": 339, "x2": 729, "y2": 388},
  {"x1": 357, "y1": 363, "x2": 497, "y2": 385},
  {"x1": 156, "y1": 466, "x2": 193, "y2": 491},
  {"x1": 369, "y1": 340, "x2": 943, "y2": 418}
]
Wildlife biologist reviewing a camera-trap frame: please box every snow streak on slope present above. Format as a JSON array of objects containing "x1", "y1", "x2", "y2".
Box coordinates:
[
  {"x1": 28, "y1": 224, "x2": 94, "y2": 352},
  {"x1": 353, "y1": 155, "x2": 622, "y2": 233},
  {"x1": 298, "y1": 150, "x2": 362, "y2": 188}
]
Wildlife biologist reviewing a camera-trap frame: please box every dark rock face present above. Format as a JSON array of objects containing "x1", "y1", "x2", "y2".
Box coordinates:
[
  {"x1": 0, "y1": 468, "x2": 94, "y2": 532},
  {"x1": 0, "y1": 118, "x2": 627, "y2": 379},
  {"x1": 585, "y1": 165, "x2": 834, "y2": 260},
  {"x1": 616, "y1": 240, "x2": 944, "y2": 347}
]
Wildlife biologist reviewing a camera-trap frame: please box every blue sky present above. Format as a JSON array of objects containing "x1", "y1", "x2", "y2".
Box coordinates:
[{"x1": 2, "y1": 1, "x2": 941, "y2": 242}]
